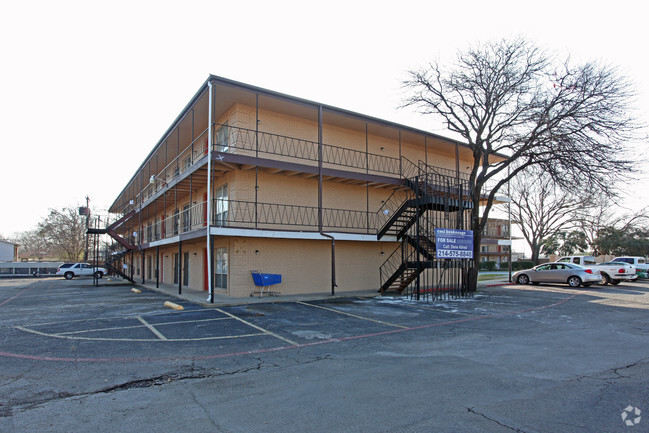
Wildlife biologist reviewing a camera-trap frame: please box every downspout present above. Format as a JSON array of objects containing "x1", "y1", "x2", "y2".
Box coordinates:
[
  {"x1": 317, "y1": 105, "x2": 337, "y2": 295},
  {"x1": 207, "y1": 81, "x2": 214, "y2": 303}
]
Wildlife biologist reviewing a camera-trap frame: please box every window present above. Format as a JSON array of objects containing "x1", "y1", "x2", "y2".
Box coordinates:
[
  {"x1": 216, "y1": 123, "x2": 229, "y2": 153},
  {"x1": 215, "y1": 247, "x2": 228, "y2": 289},
  {"x1": 214, "y1": 184, "x2": 228, "y2": 226}
]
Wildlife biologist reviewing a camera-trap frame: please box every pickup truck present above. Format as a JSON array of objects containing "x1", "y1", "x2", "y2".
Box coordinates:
[
  {"x1": 594, "y1": 261, "x2": 637, "y2": 285},
  {"x1": 612, "y1": 257, "x2": 649, "y2": 277},
  {"x1": 56, "y1": 263, "x2": 107, "y2": 280},
  {"x1": 611, "y1": 256, "x2": 649, "y2": 278}
]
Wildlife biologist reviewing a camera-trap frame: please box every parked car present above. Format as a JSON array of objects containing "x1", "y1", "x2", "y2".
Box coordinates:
[
  {"x1": 513, "y1": 262, "x2": 601, "y2": 288},
  {"x1": 56, "y1": 263, "x2": 106, "y2": 279},
  {"x1": 611, "y1": 257, "x2": 649, "y2": 276},
  {"x1": 594, "y1": 262, "x2": 637, "y2": 285},
  {"x1": 557, "y1": 255, "x2": 597, "y2": 266}
]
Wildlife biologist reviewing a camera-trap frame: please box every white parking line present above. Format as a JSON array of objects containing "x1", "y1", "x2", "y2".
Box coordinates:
[
  {"x1": 215, "y1": 308, "x2": 299, "y2": 346},
  {"x1": 137, "y1": 316, "x2": 168, "y2": 340},
  {"x1": 297, "y1": 301, "x2": 408, "y2": 328}
]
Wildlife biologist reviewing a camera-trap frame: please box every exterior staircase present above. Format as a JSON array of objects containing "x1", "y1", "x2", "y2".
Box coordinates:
[{"x1": 377, "y1": 158, "x2": 472, "y2": 294}]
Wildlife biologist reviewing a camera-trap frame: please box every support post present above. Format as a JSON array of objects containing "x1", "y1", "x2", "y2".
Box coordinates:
[
  {"x1": 178, "y1": 241, "x2": 183, "y2": 295},
  {"x1": 207, "y1": 81, "x2": 214, "y2": 302},
  {"x1": 317, "y1": 105, "x2": 336, "y2": 295},
  {"x1": 156, "y1": 246, "x2": 160, "y2": 288}
]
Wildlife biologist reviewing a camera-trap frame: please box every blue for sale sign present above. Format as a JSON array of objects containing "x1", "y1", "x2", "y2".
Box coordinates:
[{"x1": 435, "y1": 228, "x2": 474, "y2": 259}]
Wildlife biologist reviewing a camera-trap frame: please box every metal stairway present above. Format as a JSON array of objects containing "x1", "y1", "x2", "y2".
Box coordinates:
[{"x1": 377, "y1": 158, "x2": 472, "y2": 295}]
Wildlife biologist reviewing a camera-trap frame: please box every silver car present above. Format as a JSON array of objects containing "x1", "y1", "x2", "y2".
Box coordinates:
[{"x1": 513, "y1": 262, "x2": 601, "y2": 288}]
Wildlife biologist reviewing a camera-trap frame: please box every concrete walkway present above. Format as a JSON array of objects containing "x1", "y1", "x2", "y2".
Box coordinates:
[{"x1": 106, "y1": 272, "x2": 513, "y2": 307}]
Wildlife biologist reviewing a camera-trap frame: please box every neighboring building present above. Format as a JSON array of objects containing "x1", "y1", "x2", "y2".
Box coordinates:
[
  {"x1": 102, "y1": 75, "x2": 505, "y2": 299},
  {"x1": 0, "y1": 239, "x2": 19, "y2": 262},
  {"x1": 480, "y1": 218, "x2": 515, "y2": 268}
]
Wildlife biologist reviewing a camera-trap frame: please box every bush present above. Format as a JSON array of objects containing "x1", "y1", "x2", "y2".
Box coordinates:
[
  {"x1": 479, "y1": 261, "x2": 497, "y2": 271},
  {"x1": 512, "y1": 261, "x2": 534, "y2": 271}
]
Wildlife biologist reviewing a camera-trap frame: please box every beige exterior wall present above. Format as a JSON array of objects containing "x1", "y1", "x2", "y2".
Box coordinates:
[{"x1": 228, "y1": 237, "x2": 398, "y2": 297}]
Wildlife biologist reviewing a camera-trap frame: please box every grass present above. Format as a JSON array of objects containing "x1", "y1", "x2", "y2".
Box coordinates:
[{"x1": 478, "y1": 272, "x2": 509, "y2": 281}]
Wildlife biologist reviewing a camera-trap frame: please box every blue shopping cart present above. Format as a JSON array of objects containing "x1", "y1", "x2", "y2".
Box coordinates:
[{"x1": 250, "y1": 271, "x2": 282, "y2": 297}]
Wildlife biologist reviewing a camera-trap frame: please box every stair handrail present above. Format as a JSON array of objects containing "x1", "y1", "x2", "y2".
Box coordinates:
[{"x1": 379, "y1": 242, "x2": 417, "y2": 288}]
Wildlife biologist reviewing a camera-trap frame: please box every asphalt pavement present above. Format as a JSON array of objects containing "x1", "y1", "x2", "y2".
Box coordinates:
[{"x1": 1, "y1": 276, "x2": 648, "y2": 432}]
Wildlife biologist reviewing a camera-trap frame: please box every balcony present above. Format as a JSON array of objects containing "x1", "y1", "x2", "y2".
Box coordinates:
[
  {"x1": 117, "y1": 123, "x2": 470, "y2": 216},
  {"x1": 131, "y1": 199, "x2": 382, "y2": 245}
]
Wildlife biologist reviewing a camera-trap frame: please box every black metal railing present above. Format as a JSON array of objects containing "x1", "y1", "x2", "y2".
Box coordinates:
[{"x1": 123, "y1": 199, "x2": 381, "y2": 243}]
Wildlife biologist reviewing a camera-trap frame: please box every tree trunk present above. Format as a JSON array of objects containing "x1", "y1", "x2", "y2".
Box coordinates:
[{"x1": 468, "y1": 198, "x2": 482, "y2": 292}]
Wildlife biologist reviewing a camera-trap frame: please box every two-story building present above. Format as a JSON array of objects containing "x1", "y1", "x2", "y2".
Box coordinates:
[{"x1": 103, "y1": 75, "x2": 501, "y2": 300}]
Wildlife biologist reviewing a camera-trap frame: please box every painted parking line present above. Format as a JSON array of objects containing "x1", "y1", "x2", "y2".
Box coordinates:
[
  {"x1": 215, "y1": 307, "x2": 300, "y2": 346},
  {"x1": 297, "y1": 301, "x2": 409, "y2": 328},
  {"x1": 14, "y1": 313, "x2": 266, "y2": 342},
  {"x1": 137, "y1": 316, "x2": 168, "y2": 340}
]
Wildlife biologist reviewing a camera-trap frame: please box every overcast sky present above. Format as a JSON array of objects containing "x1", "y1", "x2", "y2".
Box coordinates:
[{"x1": 1, "y1": 0, "x2": 647, "y2": 243}]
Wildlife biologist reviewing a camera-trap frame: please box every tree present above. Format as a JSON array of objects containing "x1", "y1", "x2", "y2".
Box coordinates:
[
  {"x1": 37, "y1": 206, "x2": 87, "y2": 261},
  {"x1": 509, "y1": 169, "x2": 589, "y2": 264},
  {"x1": 12, "y1": 230, "x2": 53, "y2": 260},
  {"x1": 558, "y1": 230, "x2": 589, "y2": 256},
  {"x1": 574, "y1": 194, "x2": 648, "y2": 252},
  {"x1": 403, "y1": 38, "x2": 639, "y2": 289},
  {"x1": 595, "y1": 224, "x2": 649, "y2": 257}
]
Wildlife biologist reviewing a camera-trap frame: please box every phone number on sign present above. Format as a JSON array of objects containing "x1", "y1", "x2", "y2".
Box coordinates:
[{"x1": 437, "y1": 250, "x2": 473, "y2": 258}]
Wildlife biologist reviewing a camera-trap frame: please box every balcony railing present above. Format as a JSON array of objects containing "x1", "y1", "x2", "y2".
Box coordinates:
[{"x1": 130, "y1": 199, "x2": 381, "y2": 244}]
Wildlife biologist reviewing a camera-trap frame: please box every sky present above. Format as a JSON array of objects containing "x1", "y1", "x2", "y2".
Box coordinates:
[{"x1": 1, "y1": 0, "x2": 648, "y2": 252}]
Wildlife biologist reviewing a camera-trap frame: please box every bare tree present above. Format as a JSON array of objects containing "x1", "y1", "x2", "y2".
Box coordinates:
[
  {"x1": 37, "y1": 206, "x2": 87, "y2": 261},
  {"x1": 403, "y1": 38, "x2": 639, "y2": 289},
  {"x1": 509, "y1": 170, "x2": 589, "y2": 264},
  {"x1": 12, "y1": 230, "x2": 53, "y2": 260},
  {"x1": 575, "y1": 193, "x2": 649, "y2": 252}
]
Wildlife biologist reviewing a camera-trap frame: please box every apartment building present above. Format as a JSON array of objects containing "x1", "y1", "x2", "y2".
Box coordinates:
[
  {"x1": 104, "y1": 75, "x2": 493, "y2": 300},
  {"x1": 480, "y1": 218, "x2": 512, "y2": 268}
]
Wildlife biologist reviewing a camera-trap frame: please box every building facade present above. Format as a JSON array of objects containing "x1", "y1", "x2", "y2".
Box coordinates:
[
  {"x1": 104, "y1": 76, "x2": 499, "y2": 299},
  {"x1": 0, "y1": 239, "x2": 18, "y2": 262},
  {"x1": 480, "y1": 218, "x2": 512, "y2": 268}
]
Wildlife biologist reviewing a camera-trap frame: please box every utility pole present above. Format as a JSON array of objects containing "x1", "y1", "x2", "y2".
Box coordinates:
[{"x1": 84, "y1": 196, "x2": 90, "y2": 261}]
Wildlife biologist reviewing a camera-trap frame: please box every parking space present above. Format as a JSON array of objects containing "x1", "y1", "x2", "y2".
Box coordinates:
[
  {"x1": 2, "y1": 277, "x2": 649, "y2": 363},
  {"x1": 4, "y1": 277, "x2": 649, "y2": 432}
]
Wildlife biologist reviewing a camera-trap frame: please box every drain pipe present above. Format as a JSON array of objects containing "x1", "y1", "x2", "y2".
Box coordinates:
[{"x1": 318, "y1": 105, "x2": 337, "y2": 295}]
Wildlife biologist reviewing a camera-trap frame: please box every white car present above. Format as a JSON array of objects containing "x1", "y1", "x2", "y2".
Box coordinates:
[
  {"x1": 594, "y1": 262, "x2": 637, "y2": 285},
  {"x1": 56, "y1": 263, "x2": 107, "y2": 280}
]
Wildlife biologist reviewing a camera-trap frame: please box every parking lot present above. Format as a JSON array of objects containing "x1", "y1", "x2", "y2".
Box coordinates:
[{"x1": 2, "y1": 277, "x2": 649, "y2": 432}]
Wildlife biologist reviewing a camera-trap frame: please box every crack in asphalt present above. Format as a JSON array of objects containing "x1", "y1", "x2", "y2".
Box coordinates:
[
  {"x1": 467, "y1": 407, "x2": 528, "y2": 432},
  {"x1": 1, "y1": 355, "x2": 332, "y2": 418}
]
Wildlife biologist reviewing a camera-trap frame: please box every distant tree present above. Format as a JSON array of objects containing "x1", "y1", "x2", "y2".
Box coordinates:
[
  {"x1": 404, "y1": 38, "x2": 639, "y2": 289},
  {"x1": 37, "y1": 206, "x2": 87, "y2": 261},
  {"x1": 574, "y1": 195, "x2": 648, "y2": 252},
  {"x1": 509, "y1": 169, "x2": 589, "y2": 264},
  {"x1": 558, "y1": 230, "x2": 589, "y2": 256},
  {"x1": 12, "y1": 230, "x2": 53, "y2": 260},
  {"x1": 540, "y1": 232, "x2": 563, "y2": 257},
  {"x1": 595, "y1": 225, "x2": 649, "y2": 257}
]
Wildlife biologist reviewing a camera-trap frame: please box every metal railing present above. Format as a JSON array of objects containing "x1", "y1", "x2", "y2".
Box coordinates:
[
  {"x1": 127, "y1": 199, "x2": 381, "y2": 243},
  {"x1": 116, "y1": 124, "x2": 477, "y2": 217}
]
